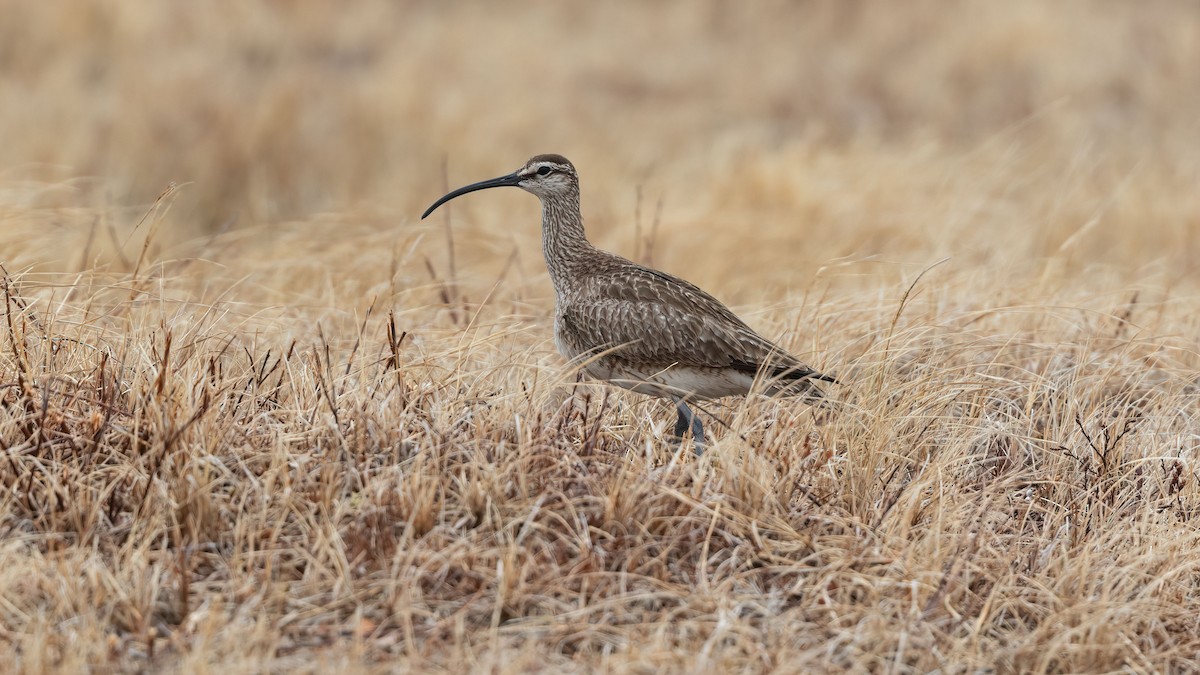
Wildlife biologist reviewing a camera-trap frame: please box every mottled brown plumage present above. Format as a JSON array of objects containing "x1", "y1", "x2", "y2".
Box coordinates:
[{"x1": 422, "y1": 154, "x2": 833, "y2": 451}]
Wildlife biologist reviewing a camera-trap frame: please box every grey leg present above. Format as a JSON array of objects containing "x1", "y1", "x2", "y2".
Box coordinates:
[
  {"x1": 689, "y1": 409, "x2": 706, "y2": 451},
  {"x1": 673, "y1": 405, "x2": 690, "y2": 441},
  {"x1": 672, "y1": 399, "x2": 706, "y2": 455}
]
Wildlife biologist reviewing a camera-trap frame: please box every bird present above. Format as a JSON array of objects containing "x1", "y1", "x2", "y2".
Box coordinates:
[{"x1": 421, "y1": 154, "x2": 834, "y2": 453}]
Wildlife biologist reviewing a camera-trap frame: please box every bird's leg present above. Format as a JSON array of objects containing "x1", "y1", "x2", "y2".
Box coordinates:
[
  {"x1": 672, "y1": 404, "x2": 690, "y2": 443},
  {"x1": 690, "y1": 409, "x2": 706, "y2": 453},
  {"x1": 671, "y1": 398, "x2": 706, "y2": 455}
]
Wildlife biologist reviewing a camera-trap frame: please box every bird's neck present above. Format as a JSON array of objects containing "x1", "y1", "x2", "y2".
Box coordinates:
[{"x1": 540, "y1": 190, "x2": 594, "y2": 291}]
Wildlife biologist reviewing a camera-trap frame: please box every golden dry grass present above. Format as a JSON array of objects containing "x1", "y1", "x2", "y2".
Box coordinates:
[{"x1": 2, "y1": 1, "x2": 1200, "y2": 672}]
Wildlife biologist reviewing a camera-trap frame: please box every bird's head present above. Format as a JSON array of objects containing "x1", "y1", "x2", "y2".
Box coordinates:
[{"x1": 422, "y1": 154, "x2": 577, "y2": 219}]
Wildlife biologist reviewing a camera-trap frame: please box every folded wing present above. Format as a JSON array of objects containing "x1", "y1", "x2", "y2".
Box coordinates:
[{"x1": 559, "y1": 263, "x2": 832, "y2": 395}]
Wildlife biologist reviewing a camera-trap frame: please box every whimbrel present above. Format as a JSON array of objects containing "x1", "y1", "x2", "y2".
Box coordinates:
[{"x1": 422, "y1": 154, "x2": 833, "y2": 452}]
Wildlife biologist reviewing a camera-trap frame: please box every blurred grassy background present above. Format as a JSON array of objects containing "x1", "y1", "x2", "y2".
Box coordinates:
[{"x1": 3, "y1": 0, "x2": 1198, "y2": 302}]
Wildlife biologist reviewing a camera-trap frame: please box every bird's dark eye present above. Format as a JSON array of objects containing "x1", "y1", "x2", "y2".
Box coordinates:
[{"x1": 536, "y1": 166, "x2": 552, "y2": 176}]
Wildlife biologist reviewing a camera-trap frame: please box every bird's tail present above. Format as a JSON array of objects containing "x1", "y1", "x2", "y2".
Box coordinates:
[{"x1": 762, "y1": 364, "x2": 841, "y2": 410}]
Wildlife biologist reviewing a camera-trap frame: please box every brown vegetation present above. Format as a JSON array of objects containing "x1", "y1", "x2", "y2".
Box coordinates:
[{"x1": 2, "y1": 1, "x2": 1200, "y2": 671}]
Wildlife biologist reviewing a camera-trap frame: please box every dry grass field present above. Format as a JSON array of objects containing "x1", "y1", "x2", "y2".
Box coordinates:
[{"x1": 2, "y1": 1, "x2": 1200, "y2": 672}]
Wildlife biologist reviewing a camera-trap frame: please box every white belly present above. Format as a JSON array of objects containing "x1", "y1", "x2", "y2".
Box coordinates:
[
  {"x1": 579, "y1": 360, "x2": 756, "y2": 401},
  {"x1": 553, "y1": 314, "x2": 755, "y2": 400}
]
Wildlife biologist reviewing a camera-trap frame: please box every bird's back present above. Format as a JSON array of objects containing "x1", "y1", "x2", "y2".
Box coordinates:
[{"x1": 553, "y1": 250, "x2": 830, "y2": 400}]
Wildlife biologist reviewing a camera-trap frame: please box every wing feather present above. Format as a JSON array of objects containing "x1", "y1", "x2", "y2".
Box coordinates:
[{"x1": 558, "y1": 263, "x2": 830, "y2": 386}]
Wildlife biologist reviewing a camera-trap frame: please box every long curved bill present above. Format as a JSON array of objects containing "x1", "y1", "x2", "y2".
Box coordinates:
[{"x1": 421, "y1": 172, "x2": 523, "y2": 219}]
